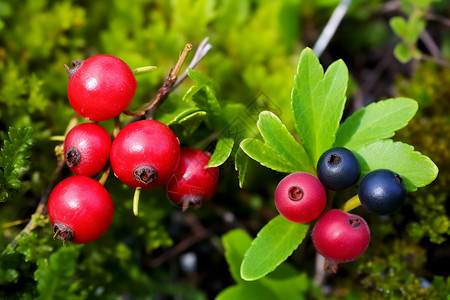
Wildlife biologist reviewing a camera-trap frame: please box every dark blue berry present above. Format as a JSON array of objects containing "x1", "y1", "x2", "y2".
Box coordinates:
[
  {"x1": 317, "y1": 147, "x2": 361, "y2": 191},
  {"x1": 358, "y1": 169, "x2": 407, "y2": 215}
]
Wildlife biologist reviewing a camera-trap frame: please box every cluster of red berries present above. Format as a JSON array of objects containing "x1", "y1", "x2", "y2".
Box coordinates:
[
  {"x1": 274, "y1": 147, "x2": 407, "y2": 270},
  {"x1": 48, "y1": 54, "x2": 219, "y2": 245}
]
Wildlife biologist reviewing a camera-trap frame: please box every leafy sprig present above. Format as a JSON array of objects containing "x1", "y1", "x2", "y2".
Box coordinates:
[
  {"x1": 237, "y1": 47, "x2": 438, "y2": 280},
  {"x1": 0, "y1": 127, "x2": 35, "y2": 202}
]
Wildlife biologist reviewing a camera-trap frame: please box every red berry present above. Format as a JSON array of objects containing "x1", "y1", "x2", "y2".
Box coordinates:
[
  {"x1": 312, "y1": 209, "x2": 370, "y2": 268},
  {"x1": 165, "y1": 148, "x2": 219, "y2": 211},
  {"x1": 110, "y1": 120, "x2": 180, "y2": 190},
  {"x1": 48, "y1": 176, "x2": 114, "y2": 245},
  {"x1": 274, "y1": 172, "x2": 327, "y2": 223},
  {"x1": 66, "y1": 54, "x2": 137, "y2": 121},
  {"x1": 64, "y1": 123, "x2": 111, "y2": 177}
]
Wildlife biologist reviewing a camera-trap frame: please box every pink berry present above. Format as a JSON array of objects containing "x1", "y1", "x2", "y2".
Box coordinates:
[
  {"x1": 312, "y1": 209, "x2": 370, "y2": 268},
  {"x1": 66, "y1": 54, "x2": 137, "y2": 121},
  {"x1": 48, "y1": 176, "x2": 114, "y2": 245},
  {"x1": 165, "y1": 148, "x2": 219, "y2": 211},
  {"x1": 110, "y1": 120, "x2": 180, "y2": 190},
  {"x1": 274, "y1": 172, "x2": 327, "y2": 223},
  {"x1": 64, "y1": 123, "x2": 111, "y2": 177}
]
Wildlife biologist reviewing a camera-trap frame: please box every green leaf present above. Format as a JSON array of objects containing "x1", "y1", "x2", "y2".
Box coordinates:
[
  {"x1": 240, "y1": 111, "x2": 314, "y2": 174},
  {"x1": 355, "y1": 139, "x2": 439, "y2": 191},
  {"x1": 208, "y1": 138, "x2": 234, "y2": 167},
  {"x1": 16, "y1": 233, "x2": 53, "y2": 263},
  {"x1": 184, "y1": 70, "x2": 221, "y2": 116},
  {"x1": 0, "y1": 127, "x2": 35, "y2": 202},
  {"x1": 263, "y1": 271, "x2": 309, "y2": 300},
  {"x1": 334, "y1": 98, "x2": 418, "y2": 150},
  {"x1": 176, "y1": 111, "x2": 208, "y2": 137},
  {"x1": 36, "y1": 246, "x2": 82, "y2": 300},
  {"x1": 187, "y1": 69, "x2": 215, "y2": 88},
  {"x1": 240, "y1": 215, "x2": 309, "y2": 281},
  {"x1": 390, "y1": 16, "x2": 408, "y2": 37},
  {"x1": 394, "y1": 43, "x2": 413, "y2": 63},
  {"x1": 216, "y1": 284, "x2": 278, "y2": 300},
  {"x1": 220, "y1": 229, "x2": 310, "y2": 300},
  {"x1": 222, "y1": 229, "x2": 252, "y2": 284},
  {"x1": 156, "y1": 106, "x2": 201, "y2": 125},
  {"x1": 406, "y1": 18, "x2": 426, "y2": 44},
  {"x1": 235, "y1": 147, "x2": 251, "y2": 188},
  {"x1": 291, "y1": 47, "x2": 348, "y2": 164}
]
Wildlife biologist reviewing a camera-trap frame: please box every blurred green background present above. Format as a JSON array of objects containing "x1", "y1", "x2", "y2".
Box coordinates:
[{"x1": 1, "y1": 0, "x2": 449, "y2": 299}]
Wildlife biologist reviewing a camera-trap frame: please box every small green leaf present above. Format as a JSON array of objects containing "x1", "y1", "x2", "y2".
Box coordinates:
[
  {"x1": 240, "y1": 111, "x2": 314, "y2": 174},
  {"x1": 208, "y1": 138, "x2": 234, "y2": 167},
  {"x1": 16, "y1": 233, "x2": 53, "y2": 263},
  {"x1": 187, "y1": 69, "x2": 215, "y2": 88},
  {"x1": 156, "y1": 106, "x2": 200, "y2": 125},
  {"x1": 355, "y1": 139, "x2": 439, "y2": 191},
  {"x1": 176, "y1": 111, "x2": 207, "y2": 137},
  {"x1": 406, "y1": 18, "x2": 426, "y2": 44},
  {"x1": 216, "y1": 284, "x2": 277, "y2": 300},
  {"x1": 36, "y1": 245, "x2": 82, "y2": 299},
  {"x1": 222, "y1": 229, "x2": 252, "y2": 284},
  {"x1": 390, "y1": 16, "x2": 408, "y2": 37},
  {"x1": 334, "y1": 98, "x2": 418, "y2": 150},
  {"x1": 235, "y1": 147, "x2": 251, "y2": 188},
  {"x1": 240, "y1": 139, "x2": 297, "y2": 173},
  {"x1": 184, "y1": 70, "x2": 221, "y2": 116},
  {"x1": 240, "y1": 215, "x2": 309, "y2": 281},
  {"x1": 292, "y1": 48, "x2": 348, "y2": 164},
  {"x1": 0, "y1": 127, "x2": 35, "y2": 202},
  {"x1": 394, "y1": 43, "x2": 413, "y2": 63}
]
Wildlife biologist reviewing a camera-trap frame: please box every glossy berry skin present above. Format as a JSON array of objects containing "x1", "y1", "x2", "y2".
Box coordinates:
[
  {"x1": 48, "y1": 176, "x2": 114, "y2": 244},
  {"x1": 274, "y1": 172, "x2": 327, "y2": 223},
  {"x1": 165, "y1": 148, "x2": 219, "y2": 211},
  {"x1": 66, "y1": 54, "x2": 137, "y2": 121},
  {"x1": 312, "y1": 209, "x2": 370, "y2": 264},
  {"x1": 110, "y1": 120, "x2": 180, "y2": 190},
  {"x1": 317, "y1": 147, "x2": 361, "y2": 191},
  {"x1": 64, "y1": 123, "x2": 111, "y2": 177},
  {"x1": 358, "y1": 169, "x2": 407, "y2": 215}
]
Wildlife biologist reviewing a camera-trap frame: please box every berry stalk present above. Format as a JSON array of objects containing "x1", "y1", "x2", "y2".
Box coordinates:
[{"x1": 341, "y1": 194, "x2": 361, "y2": 212}]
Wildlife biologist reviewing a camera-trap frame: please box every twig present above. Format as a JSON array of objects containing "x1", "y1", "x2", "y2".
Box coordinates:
[
  {"x1": 0, "y1": 218, "x2": 30, "y2": 229},
  {"x1": 313, "y1": 252, "x2": 328, "y2": 286},
  {"x1": 313, "y1": 0, "x2": 352, "y2": 58},
  {"x1": 8, "y1": 160, "x2": 65, "y2": 249},
  {"x1": 126, "y1": 38, "x2": 212, "y2": 121},
  {"x1": 173, "y1": 37, "x2": 213, "y2": 89},
  {"x1": 421, "y1": 54, "x2": 450, "y2": 68},
  {"x1": 420, "y1": 30, "x2": 441, "y2": 59},
  {"x1": 427, "y1": 12, "x2": 450, "y2": 27}
]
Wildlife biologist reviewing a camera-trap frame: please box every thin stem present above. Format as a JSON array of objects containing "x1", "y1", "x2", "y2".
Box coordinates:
[
  {"x1": 0, "y1": 218, "x2": 30, "y2": 229},
  {"x1": 173, "y1": 37, "x2": 212, "y2": 89},
  {"x1": 133, "y1": 66, "x2": 157, "y2": 75},
  {"x1": 98, "y1": 166, "x2": 111, "y2": 186},
  {"x1": 419, "y1": 30, "x2": 441, "y2": 59},
  {"x1": 133, "y1": 188, "x2": 141, "y2": 217},
  {"x1": 113, "y1": 116, "x2": 121, "y2": 138},
  {"x1": 64, "y1": 113, "x2": 79, "y2": 136},
  {"x1": 170, "y1": 44, "x2": 193, "y2": 82},
  {"x1": 341, "y1": 194, "x2": 361, "y2": 212},
  {"x1": 49, "y1": 135, "x2": 66, "y2": 142},
  {"x1": 421, "y1": 54, "x2": 450, "y2": 68},
  {"x1": 313, "y1": 0, "x2": 352, "y2": 58},
  {"x1": 124, "y1": 43, "x2": 193, "y2": 119}
]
